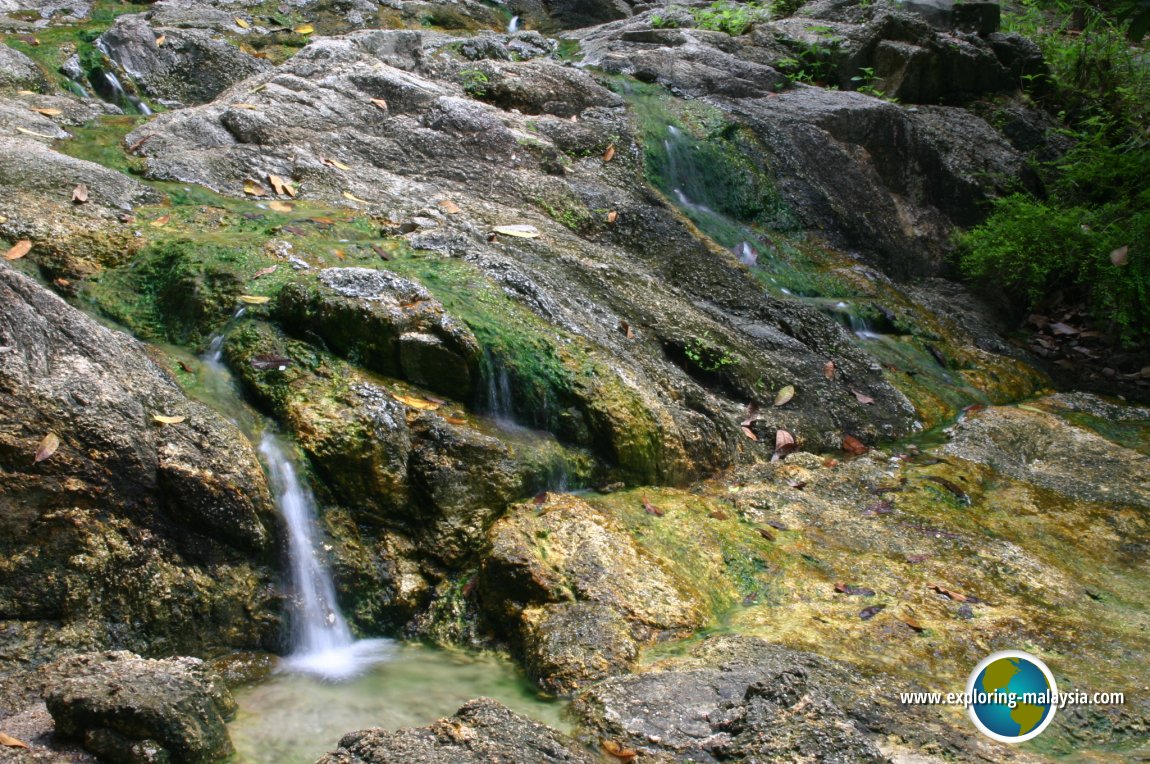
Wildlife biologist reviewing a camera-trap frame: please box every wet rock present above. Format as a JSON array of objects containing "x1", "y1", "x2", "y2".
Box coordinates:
[
  {"x1": 99, "y1": 14, "x2": 271, "y2": 106},
  {"x1": 0, "y1": 44, "x2": 45, "y2": 92},
  {"x1": 459, "y1": 59, "x2": 622, "y2": 117},
  {"x1": 42, "y1": 651, "x2": 235, "y2": 764},
  {"x1": 276, "y1": 268, "x2": 482, "y2": 401},
  {"x1": 0, "y1": 266, "x2": 279, "y2": 666},
  {"x1": 520, "y1": 602, "x2": 637, "y2": 693},
  {"x1": 315, "y1": 698, "x2": 595, "y2": 763},
  {"x1": 0, "y1": 134, "x2": 155, "y2": 210}
]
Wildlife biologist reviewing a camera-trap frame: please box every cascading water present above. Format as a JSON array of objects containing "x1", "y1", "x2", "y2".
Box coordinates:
[
  {"x1": 90, "y1": 40, "x2": 153, "y2": 115},
  {"x1": 507, "y1": 15, "x2": 520, "y2": 33}
]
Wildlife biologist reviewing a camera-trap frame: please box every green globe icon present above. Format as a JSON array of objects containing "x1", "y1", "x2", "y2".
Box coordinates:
[{"x1": 968, "y1": 650, "x2": 1057, "y2": 743}]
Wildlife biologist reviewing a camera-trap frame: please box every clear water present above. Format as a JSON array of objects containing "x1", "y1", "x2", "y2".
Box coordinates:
[{"x1": 228, "y1": 643, "x2": 568, "y2": 764}]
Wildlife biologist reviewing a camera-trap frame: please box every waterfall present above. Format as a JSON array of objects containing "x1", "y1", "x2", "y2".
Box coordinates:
[{"x1": 507, "y1": 15, "x2": 520, "y2": 33}]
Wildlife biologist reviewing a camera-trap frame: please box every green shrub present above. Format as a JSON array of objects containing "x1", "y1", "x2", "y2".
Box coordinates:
[{"x1": 691, "y1": 1, "x2": 768, "y2": 35}]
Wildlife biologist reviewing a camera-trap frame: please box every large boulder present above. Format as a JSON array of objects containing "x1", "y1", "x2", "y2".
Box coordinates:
[
  {"x1": 0, "y1": 44, "x2": 46, "y2": 92},
  {"x1": 316, "y1": 698, "x2": 595, "y2": 763},
  {"x1": 42, "y1": 651, "x2": 236, "y2": 764}
]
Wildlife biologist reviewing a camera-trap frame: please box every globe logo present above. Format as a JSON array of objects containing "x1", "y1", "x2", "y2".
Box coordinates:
[{"x1": 967, "y1": 650, "x2": 1058, "y2": 743}]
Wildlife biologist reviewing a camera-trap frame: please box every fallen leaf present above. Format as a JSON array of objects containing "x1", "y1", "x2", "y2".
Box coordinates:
[
  {"x1": 34, "y1": 107, "x2": 62, "y2": 116},
  {"x1": 786, "y1": 479, "x2": 806, "y2": 490},
  {"x1": 250, "y1": 354, "x2": 292, "y2": 371},
  {"x1": 5, "y1": 240, "x2": 32, "y2": 260},
  {"x1": 238, "y1": 295, "x2": 271, "y2": 304},
  {"x1": 708, "y1": 509, "x2": 729, "y2": 520},
  {"x1": 823, "y1": 360, "x2": 835, "y2": 380},
  {"x1": 16, "y1": 127, "x2": 56, "y2": 139},
  {"x1": 901, "y1": 615, "x2": 925, "y2": 632},
  {"x1": 532, "y1": 491, "x2": 548, "y2": 506},
  {"x1": 268, "y1": 200, "x2": 293, "y2": 212},
  {"x1": 607, "y1": 209, "x2": 618, "y2": 224},
  {"x1": 859, "y1": 604, "x2": 886, "y2": 620},
  {"x1": 492, "y1": 224, "x2": 541, "y2": 238},
  {"x1": 757, "y1": 526, "x2": 775, "y2": 541},
  {"x1": 603, "y1": 143, "x2": 616, "y2": 162},
  {"x1": 370, "y1": 97, "x2": 388, "y2": 110},
  {"x1": 741, "y1": 425, "x2": 758, "y2": 441},
  {"x1": 618, "y1": 320, "x2": 634, "y2": 339},
  {"x1": 17, "y1": 90, "x2": 35, "y2": 96},
  {"x1": 842, "y1": 434, "x2": 868, "y2": 455},
  {"x1": 641, "y1": 495, "x2": 664, "y2": 517},
  {"x1": 438, "y1": 199, "x2": 462, "y2": 214},
  {"x1": 232, "y1": 102, "x2": 258, "y2": 110},
  {"x1": 294, "y1": 23, "x2": 314, "y2": 34},
  {"x1": 34, "y1": 432, "x2": 59, "y2": 463},
  {"x1": 741, "y1": 401, "x2": 760, "y2": 426},
  {"x1": 766, "y1": 518, "x2": 789, "y2": 531},
  {"x1": 322, "y1": 157, "x2": 351, "y2": 171},
  {"x1": 252, "y1": 265, "x2": 279, "y2": 278},
  {"x1": 773, "y1": 384, "x2": 795, "y2": 407},
  {"x1": 155, "y1": 34, "x2": 166, "y2": 46},
  {"x1": 267, "y1": 174, "x2": 291, "y2": 196},
  {"x1": 822, "y1": 457, "x2": 839, "y2": 468},
  {"x1": 928, "y1": 583, "x2": 967, "y2": 602},
  {"x1": 863, "y1": 499, "x2": 893, "y2": 516},
  {"x1": 852, "y1": 389, "x2": 875, "y2": 405},
  {"x1": 905, "y1": 553, "x2": 929, "y2": 564},
  {"x1": 1049, "y1": 321, "x2": 1079, "y2": 336},
  {"x1": 244, "y1": 179, "x2": 267, "y2": 196},
  {"x1": 235, "y1": 16, "x2": 250, "y2": 28},
  {"x1": 601, "y1": 739, "x2": 637, "y2": 762},
  {"x1": 444, "y1": 415, "x2": 467, "y2": 426},
  {"x1": 342, "y1": 191, "x2": 370, "y2": 203},
  {"x1": 72, "y1": 184, "x2": 89, "y2": 203},
  {"x1": 150, "y1": 214, "x2": 171, "y2": 227},
  {"x1": 371, "y1": 243, "x2": 392, "y2": 261},
  {"x1": 127, "y1": 134, "x2": 154, "y2": 153},
  {"x1": 834, "y1": 582, "x2": 876, "y2": 596},
  {"x1": 17, "y1": 35, "x2": 39, "y2": 46},
  {"x1": 152, "y1": 414, "x2": 186, "y2": 425},
  {"x1": 177, "y1": 360, "x2": 194, "y2": 373},
  {"x1": 1110, "y1": 245, "x2": 1129, "y2": 267},
  {"x1": 0, "y1": 732, "x2": 29, "y2": 749},
  {"x1": 393, "y1": 392, "x2": 441, "y2": 411},
  {"x1": 775, "y1": 429, "x2": 795, "y2": 452}
]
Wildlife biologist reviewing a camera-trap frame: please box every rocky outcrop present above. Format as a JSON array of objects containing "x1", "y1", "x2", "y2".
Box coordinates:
[
  {"x1": 0, "y1": 265, "x2": 280, "y2": 680},
  {"x1": 0, "y1": 44, "x2": 45, "y2": 92},
  {"x1": 315, "y1": 698, "x2": 595, "y2": 763},
  {"x1": 42, "y1": 651, "x2": 236, "y2": 764}
]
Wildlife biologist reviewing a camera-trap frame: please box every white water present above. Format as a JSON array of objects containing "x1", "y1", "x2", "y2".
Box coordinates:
[
  {"x1": 259, "y1": 435, "x2": 393, "y2": 681},
  {"x1": 507, "y1": 15, "x2": 520, "y2": 32}
]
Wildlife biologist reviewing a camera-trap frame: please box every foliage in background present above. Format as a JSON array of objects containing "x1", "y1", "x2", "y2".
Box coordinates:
[{"x1": 958, "y1": 0, "x2": 1150, "y2": 345}]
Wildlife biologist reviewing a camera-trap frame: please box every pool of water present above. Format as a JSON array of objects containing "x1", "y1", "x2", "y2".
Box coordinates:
[{"x1": 228, "y1": 643, "x2": 569, "y2": 764}]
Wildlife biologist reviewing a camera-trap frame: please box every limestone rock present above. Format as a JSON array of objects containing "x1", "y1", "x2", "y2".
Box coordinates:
[{"x1": 42, "y1": 651, "x2": 235, "y2": 764}]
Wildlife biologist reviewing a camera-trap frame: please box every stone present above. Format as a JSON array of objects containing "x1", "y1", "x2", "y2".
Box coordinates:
[
  {"x1": 42, "y1": 651, "x2": 236, "y2": 764},
  {"x1": 520, "y1": 602, "x2": 637, "y2": 693},
  {"x1": 0, "y1": 44, "x2": 45, "y2": 92}
]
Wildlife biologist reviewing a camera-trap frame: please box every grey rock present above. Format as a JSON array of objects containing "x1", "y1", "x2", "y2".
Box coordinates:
[
  {"x1": 520, "y1": 602, "x2": 638, "y2": 693},
  {"x1": 315, "y1": 698, "x2": 595, "y2": 763},
  {"x1": 0, "y1": 44, "x2": 45, "y2": 91},
  {"x1": 42, "y1": 651, "x2": 235, "y2": 764}
]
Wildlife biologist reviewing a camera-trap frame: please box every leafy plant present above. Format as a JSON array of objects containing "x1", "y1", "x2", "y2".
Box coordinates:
[
  {"x1": 684, "y1": 335, "x2": 739, "y2": 372},
  {"x1": 691, "y1": 1, "x2": 769, "y2": 35},
  {"x1": 850, "y1": 66, "x2": 886, "y2": 98},
  {"x1": 650, "y1": 13, "x2": 680, "y2": 29},
  {"x1": 457, "y1": 68, "x2": 490, "y2": 97}
]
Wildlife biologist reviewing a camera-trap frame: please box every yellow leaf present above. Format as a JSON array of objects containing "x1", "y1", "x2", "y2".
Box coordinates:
[
  {"x1": 4, "y1": 239, "x2": 32, "y2": 260},
  {"x1": 17, "y1": 90, "x2": 36, "y2": 95},
  {"x1": 232, "y1": 102, "x2": 258, "y2": 110},
  {"x1": 238, "y1": 295, "x2": 271, "y2": 304},
  {"x1": 392, "y1": 393, "x2": 441, "y2": 411},
  {"x1": 34, "y1": 432, "x2": 59, "y2": 463},
  {"x1": 151, "y1": 214, "x2": 171, "y2": 227},
  {"x1": 16, "y1": 127, "x2": 56, "y2": 139},
  {"x1": 234, "y1": 16, "x2": 250, "y2": 28},
  {"x1": 342, "y1": 191, "x2": 370, "y2": 203},
  {"x1": 491, "y1": 224, "x2": 540, "y2": 238},
  {"x1": 155, "y1": 34, "x2": 166, "y2": 46},
  {"x1": 244, "y1": 179, "x2": 266, "y2": 196},
  {"x1": 34, "y1": 107, "x2": 62, "y2": 116},
  {"x1": 438, "y1": 199, "x2": 462, "y2": 214},
  {"x1": 444, "y1": 415, "x2": 467, "y2": 425},
  {"x1": 268, "y1": 200, "x2": 294, "y2": 212},
  {"x1": 0, "y1": 732, "x2": 29, "y2": 749},
  {"x1": 294, "y1": 23, "x2": 314, "y2": 34},
  {"x1": 774, "y1": 384, "x2": 795, "y2": 407},
  {"x1": 152, "y1": 414, "x2": 186, "y2": 425},
  {"x1": 324, "y1": 158, "x2": 351, "y2": 171},
  {"x1": 603, "y1": 143, "x2": 616, "y2": 162}
]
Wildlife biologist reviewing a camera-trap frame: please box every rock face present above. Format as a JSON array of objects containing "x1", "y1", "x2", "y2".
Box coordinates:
[
  {"x1": 42, "y1": 651, "x2": 236, "y2": 764},
  {"x1": 0, "y1": 44, "x2": 45, "y2": 92},
  {"x1": 315, "y1": 698, "x2": 595, "y2": 763},
  {"x1": 0, "y1": 265, "x2": 280, "y2": 697}
]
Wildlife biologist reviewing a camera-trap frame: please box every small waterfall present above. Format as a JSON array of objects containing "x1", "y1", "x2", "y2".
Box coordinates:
[
  {"x1": 507, "y1": 15, "x2": 520, "y2": 33},
  {"x1": 483, "y1": 351, "x2": 525, "y2": 432},
  {"x1": 100, "y1": 70, "x2": 152, "y2": 115}
]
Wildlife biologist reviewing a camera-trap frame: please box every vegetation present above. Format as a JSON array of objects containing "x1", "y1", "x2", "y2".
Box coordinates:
[
  {"x1": 690, "y1": 1, "x2": 770, "y2": 35},
  {"x1": 957, "y1": 0, "x2": 1150, "y2": 345}
]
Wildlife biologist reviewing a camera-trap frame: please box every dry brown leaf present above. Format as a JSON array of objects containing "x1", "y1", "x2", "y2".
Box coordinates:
[
  {"x1": 393, "y1": 392, "x2": 441, "y2": 411},
  {"x1": 775, "y1": 429, "x2": 795, "y2": 451},
  {"x1": 72, "y1": 183, "x2": 89, "y2": 203},
  {"x1": 151, "y1": 214, "x2": 170, "y2": 227},
  {"x1": 152, "y1": 414, "x2": 186, "y2": 425},
  {"x1": 901, "y1": 615, "x2": 925, "y2": 632},
  {"x1": 370, "y1": 97, "x2": 388, "y2": 110},
  {"x1": 852, "y1": 389, "x2": 875, "y2": 405},
  {"x1": 252, "y1": 265, "x2": 279, "y2": 279},
  {"x1": 603, "y1": 143, "x2": 616, "y2": 162},
  {"x1": 268, "y1": 200, "x2": 293, "y2": 212},
  {"x1": 928, "y1": 583, "x2": 968, "y2": 602},
  {"x1": 606, "y1": 209, "x2": 618, "y2": 224},
  {"x1": 127, "y1": 134, "x2": 154, "y2": 153},
  {"x1": 268, "y1": 174, "x2": 288, "y2": 195},
  {"x1": 342, "y1": 191, "x2": 370, "y2": 203},
  {"x1": 238, "y1": 295, "x2": 271, "y2": 304},
  {"x1": 234, "y1": 16, "x2": 250, "y2": 28},
  {"x1": 322, "y1": 157, "x2": 351, "y2": 171},
  {"x1": 294, "y1": 23, "x2": 314, "y2": 34},
  {"x1": 741, "y1": 425, "x2": 758, "y2": 441},
  {"x1": 438, "y1": 199, "x2": 462, "y2": 214},
  {"x1": 444, "y1": 415, "x2": 467, "y2": 426},
  {"x1": 34, "y1": 432, "x2": 59, "y2": 463},
  {"x1": 34, "y1": 107, "x2": 62, "y2": 116},
  {"x1": 641, "y1": 495, "x2": 664, "y2": 517},
  {"x1": 823, "y1": 360, "x2": 835, "y2": 380},
  {"x1": 155, "y1": 34, "x2": 166, "y2": 46},
  {"x1": 0, "y1": 732, "x2": 29, "y2": 749},
  {"x1": 244, "y1": 179, "x2": 266, "y2": 196},
  {"x1": 5, "y1": 239, "x2": 32, "y2": 261},
  {"x1": 1111, "y1": 245, "x2": 1129, "y2": 267},
  {"x1": 601, "y1": 739, "x2": 637, "y2": 762},
  {"x1": 842, "y1": 434, "x2": 868, "y2": 455},
  {"x1": 773, "y1": 384, "x2": 795, "y2": 407}
]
